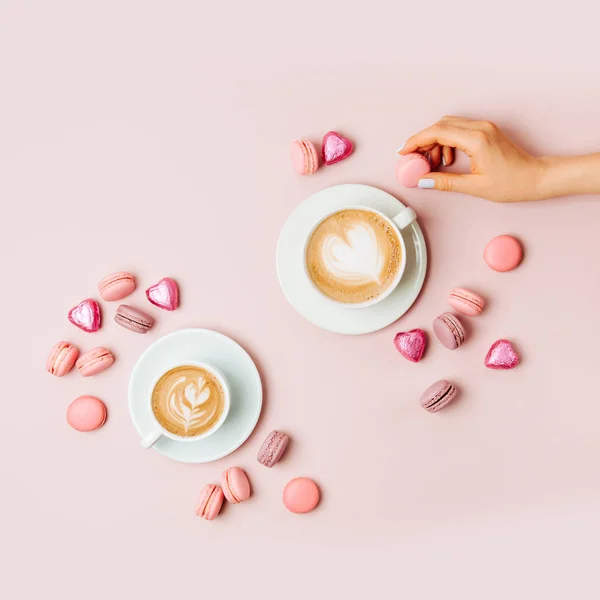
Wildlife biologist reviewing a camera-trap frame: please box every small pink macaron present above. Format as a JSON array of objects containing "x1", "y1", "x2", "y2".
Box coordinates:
[
  {"x1": 283, "y1": 477, "x2": 320, "y2": 514},
  {"x1": 420, "y1": 380, "x2": 458, "y2": 413},
  {"x1": 291, "y1": 140, "x2": 319, "y2": 175},
  {"x1": 114, "y1": 304, "x2": 154, "y2": 334},
  {"x1": 196, "y1": 484, "x2": 225, "y2": 520},
  {"x1": 433, "y1": 313, "x2": 466, "y2": 350},
  {"x1": 46, "y1": 341, "x2": 79, "y2": 377},
  {"x1": 257, "y1": 430, "x2": 290, "y2": 468},
  {"x1": 484, "y1": 235, "x2": 523, "y2": 272},
  {"x1": 395, "y1": 153, "x2": 431, "y2": 188},
  {"x1": 76, "y1": 347, "x2": 114, "y2": 377},
  {"x1": 448, "y1": 288, "x2": 485, "y2": 317},
  {"x1": 221, "y1": 467, "x2": 251, "y2": 504},
  {"x1": 66, "y1": 395, "x2": 107, "y2": 432},
  {"x1": 98, "y1": 272, "x2": 136, "y2": 301}
]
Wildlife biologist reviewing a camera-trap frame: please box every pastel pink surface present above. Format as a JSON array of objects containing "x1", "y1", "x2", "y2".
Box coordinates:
[
  {"x1": 6, "y1": 7, "x2": 600, "y2": 596},
  {"x1": 484, "y1": 235, "x2": 523, "y2": 272},
  {"x1": 76, "y1": 347, "x2": 114, "y2": 377},
  {"x1": 393, "y1": 329, "x2": 427, "y2": 362},
  {"x1": 46, "y1": 341, "x2": 79, "y2": 377},
  {"x1": 395, "y1": 153, "x2": 431, "y2": 187},
  {"x1": 66, "y1": 396, "x2": 107, "y2": 432},
  {"x1": 68, "y1": 298, "x2": 101, "y2": 333},
  {"x1": 448, "y1": 288, "x2": 485, "y2": 316},
  {"x1": 97, "y1": 272, "x2": 136, "y2": 301},
  {"x1": 221, "y1": 467, "x2": 251, "y2": 503},
  {"x1": 321, "y1": 131, "x2": 353, "y2": 165},
  {"x1": 257, "y1": 430, "x2": 289, "y2": 467},
  {"x1": 195, "y1": 484, "x2": 224, "y2": 520},
  {"x1": 485, "y1": 339, "x2": 520, "y2": 369},
  {"x1": 145, "y1": 277, "x2": 179, "y2": 311},
  {"x1": 283, "y1": 478, "x2": 320, "y2": 514}
]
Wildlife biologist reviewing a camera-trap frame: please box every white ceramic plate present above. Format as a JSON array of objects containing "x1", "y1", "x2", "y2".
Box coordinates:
[
  {"x1": 276, "y1": 184, "x2": 428, "y2": 335},
  {"x1": 128, "y1": 329, "x2": 262, "y2": 463}
]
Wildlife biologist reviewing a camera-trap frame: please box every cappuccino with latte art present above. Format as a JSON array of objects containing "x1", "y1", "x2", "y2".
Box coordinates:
[{"x1": 305, "y1": 208, "x2": 403, "y2": 305}]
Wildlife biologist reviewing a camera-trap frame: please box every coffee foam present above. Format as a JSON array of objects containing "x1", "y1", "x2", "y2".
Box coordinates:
[
  {"x1": 306, "y1": 209, "x2": 402, "y2": 304},
  {"x1": 151, "y1": 365, "x2": 225, "y2": 437}
]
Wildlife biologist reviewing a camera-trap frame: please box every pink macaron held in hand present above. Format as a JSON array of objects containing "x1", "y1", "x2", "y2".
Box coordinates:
[
  {"x1": 221, "y1": 467, "x2": 251, "y2": 504},
  {"x1": 396, "y1": 153, "x2": 431, "y2": 188}
]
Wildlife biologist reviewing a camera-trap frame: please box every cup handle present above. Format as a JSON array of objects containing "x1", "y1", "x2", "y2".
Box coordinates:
[
  {"x1": 392, "y1": 207, "x2": 417, "y2": 230},
  {"x1": 141, "y1": 429, "x2": 163, "y2": 449}
]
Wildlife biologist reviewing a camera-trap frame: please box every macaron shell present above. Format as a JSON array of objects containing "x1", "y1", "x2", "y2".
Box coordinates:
[
  {"x1": 66, "y1": 396, "x2": 107, "y2": 432},
  {"x1": 196, "y1": 484, "x2": 224, "y2": 520},
  {"x1": 98, "y1": 272, "x2": 136, "y2": 301},
  {"x1": 395, "y1": 153, "x2": 431, "y2": 187},
  {"x1": 448, "y1": 288, "x2": 485, "y2": 316},
  {"x1": 257, "y1": 430, "x2": 290, "y2": 467},
  {"x1": 484, "y1": 235, "x2": 523, "y2": 272},
  {"x1": 420, "y1": 380, "x2": 457, "y2": 412},
  {"x1": 433, "y1": 313, "x2": 465, "y2": 350},
  {"x1": 114, "y1": 304, "x2": 154, "y2": 333},
  {"x1": 283, "y1": 477, "x2": 320, "y2": 514},
  {"x1": 46, "y1": 342, "x2": 79, "y2": 377},
  {"x1": 76, "y1": 347, "x2": 114, "y2": 377},
  {"x1": 291, "y1": 140, "x2": 318, "y2": 175},
  {"x1": 221, "y1": 467, "x2": 251, "y2": 504}
]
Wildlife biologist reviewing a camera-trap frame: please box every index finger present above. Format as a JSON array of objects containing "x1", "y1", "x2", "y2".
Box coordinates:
[{"x1": 400, "y1": 122, "x2": 482, "y2": 157}]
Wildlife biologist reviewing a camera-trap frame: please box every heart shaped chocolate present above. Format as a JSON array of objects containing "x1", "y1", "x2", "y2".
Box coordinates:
[
  {"x1": 68, "y1": 299, "x2": 101, "y2": 333},
  {"x1": 322, "y1": 131, "x2": 354, "y2": 165},
  {"x1": 146, "y1": 277, "x2": 179, "y2": 311},
  {"x1": 394, "y1": 329, "x2": 427, "y2": 363},
  {"x1": 485, "y1": 339, "x2": 520, "y2": 369}
]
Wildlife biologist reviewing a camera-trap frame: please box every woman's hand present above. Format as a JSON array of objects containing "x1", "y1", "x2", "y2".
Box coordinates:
[{"x1": 399, "y1": 116, "x2": 547, "y2": 202}]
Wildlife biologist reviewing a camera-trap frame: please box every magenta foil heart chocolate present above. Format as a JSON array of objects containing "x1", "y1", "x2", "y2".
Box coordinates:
[
  {"x1": 68, "y1": 298, "x2": 101, "y2": 333},
  {"x1": 146, "y1": 277, "x2": 179, "y2": 311},
  {"x1": 321, "y1": 131, "x2": 354, "y2": 165},
  {"x1": 485, "y1": 339, "x2": 520, "y2": 369},
  {"x1": 394, "y1": 329, "x2": 426, "y2": 363}
]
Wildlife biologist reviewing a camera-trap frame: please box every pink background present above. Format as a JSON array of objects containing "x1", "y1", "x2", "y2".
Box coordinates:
[{"x1": 2, "y1": 1, "x2": 600, "y2": 598}]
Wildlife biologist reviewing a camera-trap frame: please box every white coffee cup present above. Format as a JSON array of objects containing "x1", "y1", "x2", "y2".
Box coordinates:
[
  {"x1": 303, "y1": 204, "x2": 417, "y2": 309},
  {"x1": 140, "y1": 360, "x2": 231, "y2": 449}
]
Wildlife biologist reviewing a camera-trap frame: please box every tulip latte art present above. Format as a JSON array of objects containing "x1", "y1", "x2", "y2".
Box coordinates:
[
  {"x1": 151, "y1": 365, "x2": 226, "y2": 437},
  {"x1": 306, "y1": 209, "x2": 402, "y2": 304}
]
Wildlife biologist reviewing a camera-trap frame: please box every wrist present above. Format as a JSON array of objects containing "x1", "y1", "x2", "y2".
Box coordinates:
[{"x1": 536, "y1": 154, "x2": 600, "y2": 199}]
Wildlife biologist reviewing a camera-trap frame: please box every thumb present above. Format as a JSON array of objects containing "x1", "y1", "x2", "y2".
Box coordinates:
[{"x1": 417, "y1": 172, "x2": 482, "y2": 196}]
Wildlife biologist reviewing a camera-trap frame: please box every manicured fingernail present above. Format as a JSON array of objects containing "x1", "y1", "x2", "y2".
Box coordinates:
[
  {"x1": 442, "y1": 156, "x2": 447, "y2": 166},
  {"x1": 396, "y1": 143, "x2": 404, "y2": 153},
  {"x1": 418, "y1": 179, "x2": 435, "y2": 189}
]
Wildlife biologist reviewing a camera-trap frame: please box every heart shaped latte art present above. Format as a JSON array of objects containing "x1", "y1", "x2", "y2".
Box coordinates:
[
  {"x1": 321, "y1": 223, "x2": 383, "y2": 284},
  {"x1": 146, "y1": 277, "x2": 179, "y2": 311},
  {"x1": 321, "y1": 131, "x2": 354, "y2": 165},
  {"x1": 68, "y1": 298, "x2": 101, "y2": 333},
  {"x1": 485, "y1": 339, "x2": 520, "y2": 369},
  {"x1": 394, "y1": 329, "x2": 427, "y2": 363}
]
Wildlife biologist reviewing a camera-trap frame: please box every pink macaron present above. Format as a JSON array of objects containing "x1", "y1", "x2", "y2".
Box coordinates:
[
  {"x1": 291, "y1": 140, "x2": 319, "y2": 175},
  {"x1": 98, "y1": 272, "x2": 136, "y2": 301},
  {"x1": 46, "y1": 341, "x2": 79, "y2": 377},
  {"x1": 448, "y1": 288, "x2": 485, "y2": 317},
  {"x1": 66, "y1": 395, "x2": 107, "y2": 432},
  {"x1": 76, "y1": 347, "x2": 114, "y2": 377},
  {"x1": 420, "y1": 380, "x2": 458, "y2": 413},
  {"x1": 283, "y1": 477, "x2": 320, "y2": 514},
  {"x1": 257, "y1": 430, "x2": 290, "y2": 468},
  {"x1": 395, "y1": 153, "x2": 431, "y2": 188},
  {"x1": 484, "y1": 235, "x2": 523, "y2": 272},
  {"x1": 221, "y1": 467, "x2": 251, "y2": 504},
  {"x1": 114, "y1": 304, "x2": 154, "y2": 334},
  {"x1": 433, "y1": 313, "x2": 466, "y2": 350},
  {"x1": 196, "y1": 484, "x2": 225, "y2": 520}
]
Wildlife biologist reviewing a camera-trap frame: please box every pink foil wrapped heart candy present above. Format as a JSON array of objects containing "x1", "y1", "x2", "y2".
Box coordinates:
[
  {"x1": 146, "y1": 277, "x2": 179, "y2": 311},
  {"x1": 321, "y1": 131, "x2": 354, "y2": 165},
  {"x1": 485, "y1": 339, "x2": 520, "y2": 369},
  {"x1": 68, "y1": 299, "x2": 101, "y2": 333},
  {"x1": 394, "y1": 329, "x2": 427, "y2": 363}
]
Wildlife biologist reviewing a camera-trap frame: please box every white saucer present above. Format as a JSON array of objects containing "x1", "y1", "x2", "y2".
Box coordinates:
[
  {"x1": 276, "y1": 184, "x2": 428, "y2": 335},
  {"x1": 128, "y1": 329, "x2": 262, "y2": 463}
]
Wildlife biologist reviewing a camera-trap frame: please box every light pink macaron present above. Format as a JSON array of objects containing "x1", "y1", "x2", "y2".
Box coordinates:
[
  {"x1": 98, "y1": 272, "x2": 136, "y2": 301},
  {"x1": 221, "y1": 467, "x2": 251, "y2": 504},
  {"x1": 46, "y1": 341, "x2": 79, "y2": 377},
  {"x1": 66, "y1": 396, "x2": 107, "y2": 432},
  {"x1": 484, "y1": 235, "x2": 523, "y2": 272},
  {"x1": 448, "y1": 288, "x2": 485, "y2": 316},
  {"x1": 76, "y1": 347, "x2": 114, "y2": 377},
  {"x1": 283, "y1": 477, "x2": 320, "y2": 514},
  {"x1": 291, "y1": 140, "x2": 319, "y2": 175},
  {"x1": 196, "y1": 484, "x2": 225, "y2": 520},
  {"x1": 395, "y1": 153, "x2": 431, "y2": 187},
  {"x1": 257, "y1": 430, "x2": 290, "y2": 467}
]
